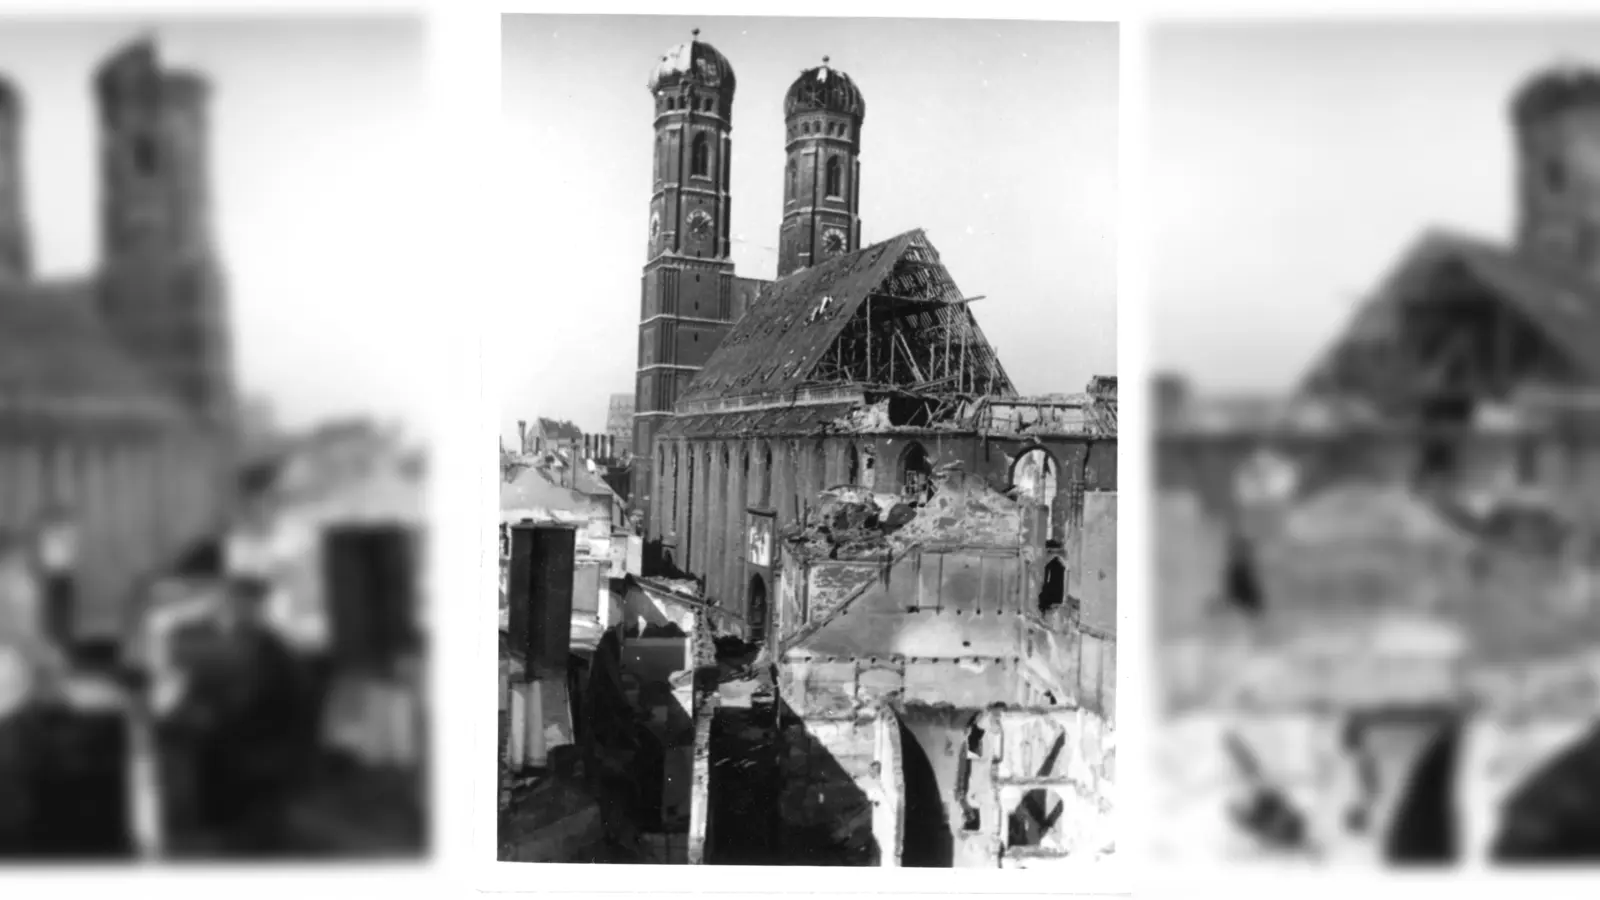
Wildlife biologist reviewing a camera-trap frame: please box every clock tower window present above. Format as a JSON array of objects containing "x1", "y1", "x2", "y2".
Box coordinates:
[
  {"x1": 691, "y1": 133, "x2": 709, "y2": 179},
  {"x1": 825, "y1": 155, "x2": 843, "y2": 198}
]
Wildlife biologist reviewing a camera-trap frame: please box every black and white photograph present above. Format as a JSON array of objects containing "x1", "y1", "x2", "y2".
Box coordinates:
[
  {"x1": 1152, "y1": 17, "x2": 1600, "y2": 864},
  {"x1": 0, "y1": 15, "x2": 430, "y2": 860},
  {"x1": 496, "y1": 14, "x2": 1118, "y2": 868}
]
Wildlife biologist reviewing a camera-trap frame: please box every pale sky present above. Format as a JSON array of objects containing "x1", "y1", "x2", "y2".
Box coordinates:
[
  {"x1": 498, "y1": 15, "x2": 1119, "y2": 440},
  {"x1": 0, "y1": 17, "x2": 428, "y2": 431},
  {"x1": 1150, "y1": 19, "x2": 1600, "y2": 394}
]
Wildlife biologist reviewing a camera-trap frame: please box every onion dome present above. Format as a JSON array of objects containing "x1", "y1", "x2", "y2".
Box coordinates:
[
  {"x1": 647, "y1": 29, "x2": 736, "y2": 100},
  {"x1": 1511, "y1": 60, "x2": 1600, "y2": 127},
  {"x1": 784, "y1": 57, "x2": 866, "y2": 123}
]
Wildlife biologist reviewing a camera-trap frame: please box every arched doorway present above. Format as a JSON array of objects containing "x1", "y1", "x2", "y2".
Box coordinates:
[
  {"x1": 747, "y1": 574, "x2": 768, "y2": 646},
  {"x1": 901, "y1": 442, "x2": 932, "y2": 502},
  {"x1": 1011, "y1": 448, "x2": 1059, "y2": 542}
]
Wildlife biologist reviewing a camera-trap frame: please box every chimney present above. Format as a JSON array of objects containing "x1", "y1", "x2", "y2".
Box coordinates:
[{"x1": 517, "y1": 420, "x2": 528, "y2": 454}]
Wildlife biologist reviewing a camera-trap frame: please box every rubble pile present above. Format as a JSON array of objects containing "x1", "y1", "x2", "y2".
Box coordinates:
[{"x1": 788, "y1": 486, "x2": 916, "y2": 559}]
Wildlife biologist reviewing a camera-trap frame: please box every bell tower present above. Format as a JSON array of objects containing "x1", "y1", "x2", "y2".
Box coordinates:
[
  {"x1": 633, "y1": 30, "x2": 740, "y2": 523},
  {"x1": 1511, "y1": 64, "x2": 1600, "y2": 280},
  {"x1": 779, "y1": 57, "x2": 866, "y2": 278}
]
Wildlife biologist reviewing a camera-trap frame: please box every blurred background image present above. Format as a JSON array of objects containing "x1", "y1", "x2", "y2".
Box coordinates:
[
  {"x1": 0, "y1": 17, "x2": 429, "y2": 859},
  {"x1": 1151, "y1": 18, "x2": 1600, "y2": 865}
]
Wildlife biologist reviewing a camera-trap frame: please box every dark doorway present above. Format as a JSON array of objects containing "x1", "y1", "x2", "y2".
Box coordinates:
[
  {"x1": 901, "y1": 442, "x2": 932, "y2": 501},
  {"x1": 1381, "y1": 713, "x2": 1463, "y2": 865},
  {"x1": 897, "y1": 720, "x2": 953, "y2": 867},
  {"x1": 1038, "y1": 558, "x2": 1066, "y2": 615},
  {"x1": 1491, "y1": 721, "x2": 1600, "y2": 862},
  {"x1": 747, "y1": 574, "x2": 768, "y2": 646}
]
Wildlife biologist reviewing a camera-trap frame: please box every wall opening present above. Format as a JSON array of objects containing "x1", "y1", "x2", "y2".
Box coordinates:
[
  {"x1": 1490, "y1": 719, "x2": 1600, "y2": 862},
  {"x1": 760, "y1": 445, "x2": 773, "y2": 508},
  {"x1": 825, "y1": 155, "x2": 842, "y2": 198},
  {"x1": 1382, "y1": 713, "x2": 1463, "y2": 865},
  {"x1": 846, "y1": 444, "x2": 860, "y2": 485},
  {"x1": 1010, "y1": 448, "x2": 1059, "y2": 542},
  {"x1": 898, "y1": 720, "x2": 954, "y2": 867},
  {"x1": 955, "y1": 714, "x2": 985, "y2": 833},
  {"x1": 1039, "y1": 558, "x2": 1066, "y2": 615},
  {"x1": 786, "y1": 159, "x2": 797, "y2": 201},
  {"x1": 690, "y1": 133, "x2": 709, "y2": 178},
  {"x1": 746, "y1": 574, "x2": 768, "y2": 645},
  {"x1": 861, "y1": 447, "x2": 877, "y2": 490},
  {"x1": 1006, "y1": 788, "x2": 1066, "y2": 848},
  {"x1": 132, "y1": 135, "x2": 159, "y2": 177},
  {"x1": 901, "y1": 442, "x2": 932, "y2": 503}
]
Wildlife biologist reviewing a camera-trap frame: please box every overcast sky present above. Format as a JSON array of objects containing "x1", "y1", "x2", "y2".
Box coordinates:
[
  {"x1": 0, "y1": 16, "x2": 427, "y2": 431},
  {"x1": 498, "y1": 14, "x2": 1118, "y2": 440},
  {"x1": 1150, "y1": 18, "x2": 1600, "y2": 394}
]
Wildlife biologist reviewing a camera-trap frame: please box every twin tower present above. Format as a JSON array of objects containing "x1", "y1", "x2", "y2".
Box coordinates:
[{"x1": 632, "y1": 31, "x2": 867, "y2": 470}]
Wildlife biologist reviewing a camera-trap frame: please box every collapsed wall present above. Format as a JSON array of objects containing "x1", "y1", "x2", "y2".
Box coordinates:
[{"x1": 726, "y1": 469, "x2": 1116, "y2": 866}]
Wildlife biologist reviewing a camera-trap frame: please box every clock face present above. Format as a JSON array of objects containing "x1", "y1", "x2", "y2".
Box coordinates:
[
  {"x1": 687, "y1": 210, "x2": 713, "y2": 241},
  {"x1": 649, "y1": 213, "x2": 661, "y2": 244},
  {"x1": 822, "y1": 228, "x2": 847, "y2": 257}
]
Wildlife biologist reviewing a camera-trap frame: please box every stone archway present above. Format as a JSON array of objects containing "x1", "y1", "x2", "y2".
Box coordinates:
[{"x1": 747, "y1": 574, "x2": 768, "y2": 646}]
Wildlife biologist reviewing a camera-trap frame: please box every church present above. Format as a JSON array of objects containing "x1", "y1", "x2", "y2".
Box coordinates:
[
  {"x1": 630, "y1": 32, "x2": 1117, "y2": 635},
  {"x1": 0, "y1": 37, "x2": 235, "y2": 645}
]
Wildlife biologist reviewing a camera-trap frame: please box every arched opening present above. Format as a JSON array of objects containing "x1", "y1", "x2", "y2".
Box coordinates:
[
  {"x1": 1010, "y1": 448, "x2": 1059, "y2": 542},
  {"x1": 1038, "y1": 558, "x2": 1066, "y2": 615},
  {"x1": 1006, "y1": 788, "x2": 1066, "y2": 848},
  {"x1": 861, "y1": 446, "x2": 877, "y2": 489},
  {"x1": 746, "y1": 574, "x2": 768, "y2": 645},
  {"x1": 898, "y1": 720, "x2": 953, "y2": 867},
  {"x1": 133, "y1": 135, "x2": 159, "y2": 177},
  {"x1": 1490, "y1": 719, "x2": 1600, "y2": 862},
  {"x1": 690, "y1": 132, "x2": 709, "y2": 178},
  {"x1": 846, "y1": 444, "x2": 860, "y2": 485},
  {"x1": 786, "y1": 159, "x2": 797, "y2": 201},
  {"x1": 670, "y1": 446, "x2": 680, "y2": 526},
  {"x1": 1382, "y1": 713, "x2": 1465, "y2": 865},
  {"x1": 825, "y1": 155, "x2": 843, "y2": 198},
  {"x1": 760, "y1": 444, "x2": 773, "y2": 507},
  {"x1": 900, "y1": 442, "x2": 932, "y2": 502}
]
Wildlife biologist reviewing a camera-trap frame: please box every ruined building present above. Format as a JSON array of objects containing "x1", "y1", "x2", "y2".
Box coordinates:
[
  {"x1": 608, "y1": 32, "x2": 1117, "y2": 867},
  {"x1": 0, "y1": 38, "x2": 235, "y2": 641},
  {"x1": 1153, "y1": 61, "x2": 1600, "y2": 864},
  {"x1": 1300, "y1": 65, "x2": 1600, "y2": 459}
]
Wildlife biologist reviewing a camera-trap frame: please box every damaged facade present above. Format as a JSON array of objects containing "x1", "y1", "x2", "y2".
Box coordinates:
[
  {"x1": 610, "y1": 33, "x2": 1118, "y2": 867},
  {"x1": 1153, "y1": 62, "x2": 1600, "y2": 863}
]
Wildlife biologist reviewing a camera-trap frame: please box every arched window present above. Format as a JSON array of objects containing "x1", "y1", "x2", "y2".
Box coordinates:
[
  {"x1": 846, "y1": 444, "x2": 860, "y2": 485},
  {"x1": 825, "y1": 156, "x2": 842, "y2": 198},
  {"x1": 861, "y1": 446, "x2": 877, "y2": 489},
  {"x1": 786, "y1": 159, "x2": 797, "y2": 201},
  {"x1": 690, "y1": 133, "x2": 709, "y2": 178},
  {"x1": 760, "y1": 444, "x2": 774, "y2": 507},
  {"x1": 670, "y1": 446, "x2": 680, "y2": 525},
  {"x1": 1011, "y1": 448, "x2": 1059, "y2": 542}
]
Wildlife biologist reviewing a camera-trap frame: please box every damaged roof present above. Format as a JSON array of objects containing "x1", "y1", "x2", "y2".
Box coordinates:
[
  {"x1": 1302, "y1": 229, "x2": 1600, "y2": 391},
  {"x1": 677, "y1": 229, "x2": 1012, "y2": 405}
]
